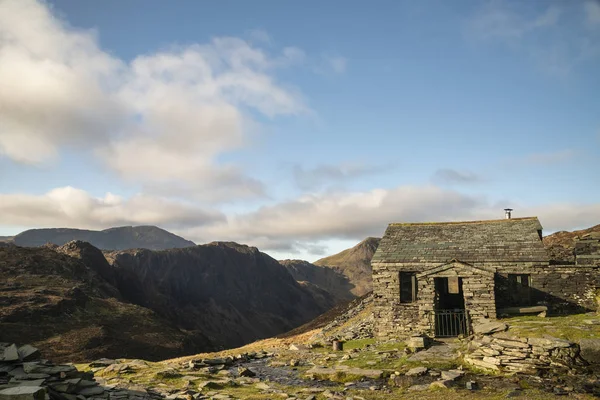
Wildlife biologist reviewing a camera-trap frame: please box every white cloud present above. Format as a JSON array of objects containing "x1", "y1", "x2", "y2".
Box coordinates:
[
  {"x1": 0, "y1": 0, "x2": 126, "y2": 164},
  {"x1": 179, "y1": 185, "x2": 600, "y2": 253},
  {"x1": 2, "y1": 184, "x2": 599, "y2": 255},
  {"x1": 0, "y1": 0, "x2": 307, "y2": 201},
  {"x1": 0, "y1": 186, "x2": 224, "y2": 230}
]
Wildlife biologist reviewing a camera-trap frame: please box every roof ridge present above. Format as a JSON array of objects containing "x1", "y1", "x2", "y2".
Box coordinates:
[{"x1": 388, "y1": 216, "x2": 539, "y2": 226}]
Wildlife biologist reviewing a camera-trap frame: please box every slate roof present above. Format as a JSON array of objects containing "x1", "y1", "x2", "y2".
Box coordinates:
[{"x1": 372, "y1": 217, "x2": 550, "y2": 264}]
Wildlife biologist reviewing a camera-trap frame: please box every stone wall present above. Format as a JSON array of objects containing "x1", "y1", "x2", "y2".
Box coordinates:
[
  {"x1": 465, "y1": 328, "x2": 588, "y2": 373},
  {"x1": 374, "y1": 258, "x2": 598, "y2": 340},
  {"x1": 495, "y1": 265, "x2": 599, "y2": 313},
  {"x1": 373, "y1": 261, "x2": 546, "y2": 340},
  {"x1": 575, "y1": 235, "x2": 600, "y2": 266}
]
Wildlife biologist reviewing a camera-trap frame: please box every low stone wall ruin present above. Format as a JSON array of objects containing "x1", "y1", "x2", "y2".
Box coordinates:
[{"x1": 464, "y1": 322, "x2": 594, "y2": 374}]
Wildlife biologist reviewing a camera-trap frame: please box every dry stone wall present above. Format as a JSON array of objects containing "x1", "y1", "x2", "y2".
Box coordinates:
[
  {"x1": 495, "y1": 265, "x2": 599, "y2": 313},
  {"x1": 464, "y1": 324, "x2": 591, "y2": 374}
]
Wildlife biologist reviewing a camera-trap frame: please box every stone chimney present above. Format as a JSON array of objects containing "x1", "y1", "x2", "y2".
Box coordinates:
[{"x1": 504, "y1": 208, "x2": 513, "y2": 219}]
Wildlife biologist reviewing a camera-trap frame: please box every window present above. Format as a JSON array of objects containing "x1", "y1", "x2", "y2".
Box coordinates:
[
  {"x1": 400, "y1": 272, "x2": 417, "y2": 303},
  {"x1": 508, "y1": 274, "x2": 530, "y2": 287},
  {"x1": 508, "y1": 273, "x2": 532, "y2": 306}
]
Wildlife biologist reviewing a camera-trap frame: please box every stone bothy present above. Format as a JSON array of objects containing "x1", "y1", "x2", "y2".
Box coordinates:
[{"x1": 371, "y1": 217, "x2": 600, "y2": 339}]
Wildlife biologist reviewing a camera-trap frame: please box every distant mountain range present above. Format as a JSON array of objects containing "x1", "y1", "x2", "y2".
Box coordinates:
[
  {"x1": 3, "y1": 222, "x2": 597, "y2": 362},
  {"x1": 8, "y1": 226, "x2": 195, "y2": 250},
  {"x1": 1, "y1": 240, "x2": 334, "y2": 362}
]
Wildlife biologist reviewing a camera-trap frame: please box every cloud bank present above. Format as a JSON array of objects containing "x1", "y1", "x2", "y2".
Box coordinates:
[{"x1": 0, "y1": 0, "x2": 306, "y2": 201}]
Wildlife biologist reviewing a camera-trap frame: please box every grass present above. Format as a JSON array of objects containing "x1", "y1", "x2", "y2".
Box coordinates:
[
  {"x1": 346, "y1": 388, "x2": 598, "y2": 400},
  {"x1": 502, "y1": 313, "x2": 600, "y2": 342},
  {"x1": 341, "y1": 338, "x2": 376, "y2": 350}
]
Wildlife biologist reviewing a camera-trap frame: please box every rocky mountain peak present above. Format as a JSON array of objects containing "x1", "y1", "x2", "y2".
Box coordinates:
[{"x1": 313, "y1": 237, "x2": 381, "y2": 296}]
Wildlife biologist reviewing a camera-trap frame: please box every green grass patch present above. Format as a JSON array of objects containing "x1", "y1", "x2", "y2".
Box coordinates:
[
  {"x1": 503, "y1": 313, "x2": 600, "y2": 342},
  {"x1": 342, "y1": 338, "x2": 376, "y2": 350}
]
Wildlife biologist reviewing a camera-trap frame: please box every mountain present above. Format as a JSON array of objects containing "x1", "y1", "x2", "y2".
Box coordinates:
[
  {"x1": 12, "y1": 226, "x2": 195, "y2": 250},
  {"x1": 543, "y1": 223, "x2": 600, "y2": 263},
  {"x1": 0, "y1": 242, "x2": 210, "y2": 363},
  {"x1": 1, "y1": 240, "x2": 336, "y2": 362},
  {"x1": 103, "y1": 242, "x2": 336, "y2": 349},
  {"x1": 0, "y1": 236, "x2": 13, "y2": 242},
  {"x1": 314, "y1": 237, "x2": 380, "y2": 296},
  {"x1": 279, "y1": 259, "x2": 356, "y2": 303}
]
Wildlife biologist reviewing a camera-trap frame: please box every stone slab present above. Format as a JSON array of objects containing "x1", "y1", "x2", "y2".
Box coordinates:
[{"x1": 0, "y1": 386, "x2": 46, "y2": 400}]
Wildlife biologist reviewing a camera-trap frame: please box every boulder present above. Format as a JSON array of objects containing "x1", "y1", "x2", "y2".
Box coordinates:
[
  {"x1": 198, "y1": 381, "x2": 223, "y2": 390},
  {"x1": 527, "y1": 337, "x2": 572, "y2": 349},
  {"x1": 88, "y1": 359, "x2": 116, "y2": 368},
  {"x1": 430, "y1": 380, "x2": 452, "y2": 389},
  {"x1": 76, "y1": 386, "x2": 104, "y2": 396},
  {"x1": 255, "y1": 382, "x2": 271, "y2": 390},
  {"x1": 440, "y1": 369, "x2": 464, "y2": 381},
  {"x1": 579, "y1": 338, "x2": 600, "y2": 364},
  {"x1": 405, "y1": 367, "x2": 427, "y2": 377},
  {"x1": 17, "y1": 346, "x2": 40, "y2": 362},
  {"x1": 473, "y1": 321, "x2": 507, "y2": 335},
  {"x1": 1, "y1": 345, "x2": 19, "y2": 362},
  {"x1": 0, "y1": 387, "x2": 46, "y2": 400},
  {"x1": 237, "y1": 368, "x2": 255, "y2": 378},
  {"x1": 405, "y1": 336, "x2": 428, "y2": 350}
]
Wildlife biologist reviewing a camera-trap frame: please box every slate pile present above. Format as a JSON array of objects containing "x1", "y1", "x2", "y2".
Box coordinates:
[{"x1": 0, "y1": 344, "x2": 159, "y2": 400}]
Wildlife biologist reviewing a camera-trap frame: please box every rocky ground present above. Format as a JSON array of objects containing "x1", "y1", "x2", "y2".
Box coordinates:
[{"x1": 3, "y1": 315, "x2": 599, "y2": 400}]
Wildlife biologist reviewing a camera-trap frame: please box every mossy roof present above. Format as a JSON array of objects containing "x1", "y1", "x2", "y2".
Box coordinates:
[{"x1": 372, "y1": 217, "x2": 550, "y2": 264}]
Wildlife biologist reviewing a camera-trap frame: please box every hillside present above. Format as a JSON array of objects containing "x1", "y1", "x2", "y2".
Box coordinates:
[
  {"x1": 12, "y1": 226, "x2": 195, "y2": 250},
  {"x1": 543, "y1": 223, "x2": 600, "y2": 263},
  {"x1": 1, "y1": 240, "x2": 335, "y2": 362},
  {"x1": 0, "y1": 242, "x2": 210, "y2": 363},
  {"x1": 104, "y1": 242, "x2": 336, "y2": 349},
  {"x1": 279, "y1": 259, "x2": 356, "y2": 303},
  {"x1": 314, "y1": 237, "x2": 380, "y2": 296}
]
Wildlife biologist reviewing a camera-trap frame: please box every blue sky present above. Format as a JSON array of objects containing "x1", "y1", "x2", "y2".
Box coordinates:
[{"x1": 0, "y1": 0, "x2": 599, "y2": 260}]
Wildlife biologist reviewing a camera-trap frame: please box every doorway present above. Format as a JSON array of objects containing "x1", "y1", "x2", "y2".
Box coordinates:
[{"x1": 433, "y1": 277, "x2": 468, "y2": 337}]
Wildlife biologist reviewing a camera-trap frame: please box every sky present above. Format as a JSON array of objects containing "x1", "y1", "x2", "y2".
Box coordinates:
[{"x1": 0, "y1": 0, "x2": 599, "y2": 261}]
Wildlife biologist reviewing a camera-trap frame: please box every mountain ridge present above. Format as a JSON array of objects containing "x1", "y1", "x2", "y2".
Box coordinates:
[
  {"x1": 313, "y1": 237, "x2": 381, "y2": 296},
  {"x1": 1, "y1": 239, "x2": 335, "y2": 362},
  {"x1": 12, "y1": 226, "x2": 195, "y2": 250}
]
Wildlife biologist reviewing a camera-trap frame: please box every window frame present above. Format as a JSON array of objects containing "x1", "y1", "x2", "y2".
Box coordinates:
[{"x1": 399, "y1": 271, "x2": 417, "y2": 303}]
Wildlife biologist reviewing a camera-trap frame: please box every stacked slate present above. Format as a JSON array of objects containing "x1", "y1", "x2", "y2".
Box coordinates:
[
  {"x1": 0, "y1": 343, "x2": 162, "y2": 400},
  {"x1": 464, "y1": 329, "x2": 587, "y2": 373}
]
